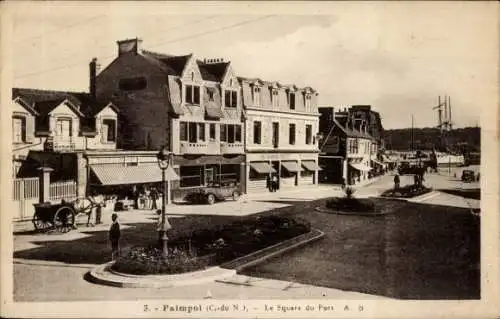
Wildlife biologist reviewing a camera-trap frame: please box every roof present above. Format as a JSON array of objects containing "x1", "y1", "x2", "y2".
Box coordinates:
[
  {"x1": 238, "y1": 76, "x2": 316, "y2": 93},
  {"x1": 197, "y1": 61, "x2": 230, "y2": 82},
  {"x1": 33, "y1": 98, "x2": 83, "y2": 117},
  {"x1": 141, "y1": 50, "x2": 192, "y2": 76},
  {"x1": 333, "y1": 118, "x2": 374, "y2": 139}
]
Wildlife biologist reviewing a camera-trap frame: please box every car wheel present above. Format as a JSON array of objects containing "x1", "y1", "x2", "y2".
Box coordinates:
[
  {"x1": 206, "y1": 194, "x2": 216, "y2": 205},
  {"x1": 232, "y1": 191, "x2": 240, "y2": 201}
]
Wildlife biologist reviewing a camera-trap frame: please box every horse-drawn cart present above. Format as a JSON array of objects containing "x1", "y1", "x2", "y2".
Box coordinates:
[{"x1": 32, "y1": 197, "x2": 100, "y2": 233}]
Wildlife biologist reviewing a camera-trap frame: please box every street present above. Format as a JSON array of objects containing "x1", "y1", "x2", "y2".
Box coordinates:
[{"x1": 13, "y1": 169, "x2": 480, "y2": 301}]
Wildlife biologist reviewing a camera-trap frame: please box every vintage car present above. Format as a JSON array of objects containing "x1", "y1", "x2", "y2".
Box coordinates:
[
  {"x1": 186, "y1": 181, "x2": 242, "y2": 205},
  {"x1": 461, "y1": 170, "x2": 476, "y2": 183}
]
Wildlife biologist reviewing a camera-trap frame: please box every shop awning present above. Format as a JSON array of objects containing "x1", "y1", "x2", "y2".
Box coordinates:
[
  {"x1": 371, "y1": 159, "x2": 386, "y2": 167},
  {"x1": 250, "y1": 162, "x2": 276, "y2": 174},
  {"x1": 91, "y1": 164, "x2": 179, "y2": 186},
  {"x1": 349, "y1": 163, "x2": 372, "y2": 172},
  {"x1": 281, "y1": 161, "x2": 302, "y2": 172},
  {"x1": 301, "y1": 160, "x2": 323, "y2": 171}
]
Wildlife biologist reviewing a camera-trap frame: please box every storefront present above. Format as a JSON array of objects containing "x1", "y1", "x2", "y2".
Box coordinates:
[
  {"x1": 170, "y1": 154, "x2": 245, "y2": 202},
  {"x1": 245, "y1": 152, "x2": 320, "y2": 194},
  {"x1": 347, "y1": 158, "x2": 371, "y2": 185}
]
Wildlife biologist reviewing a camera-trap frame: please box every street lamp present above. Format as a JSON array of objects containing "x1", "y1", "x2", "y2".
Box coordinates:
[{"x1": 157, "y1": 146, "x2": 173, "y2": 257}]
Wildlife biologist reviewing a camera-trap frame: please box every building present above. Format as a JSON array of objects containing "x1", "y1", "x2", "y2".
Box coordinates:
[
  {"x1": 94, "y1": 38, "x2": 245, "y2": 201},
  {"x1": 239, "y1": 77, "x2": 321, "y2": 194},
  {"x1": 12, "y1": 88, "x2": 121, "y2": 194},
  {"x1": 318, "y1": 106, "x2": 377, "y2": 185}
]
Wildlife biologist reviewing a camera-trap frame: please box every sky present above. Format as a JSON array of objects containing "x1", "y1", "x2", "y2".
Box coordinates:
[{"x1": 7, "y1": 1, "x2": 498, "y2": 129}]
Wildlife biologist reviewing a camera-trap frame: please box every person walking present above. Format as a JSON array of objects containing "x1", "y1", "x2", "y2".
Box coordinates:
[
  {"x1": 272, "y1": 174, "x2": 279, "y2": 192},
  {"x1": 150, "y1": 186, "x2": 159, "y2": 210},
  {"x1": 109, "y1": 213, "x2": 121, "y2": 260},
  {"x1": 394, "y1": 174, "x2": 400, "y2": 189}
]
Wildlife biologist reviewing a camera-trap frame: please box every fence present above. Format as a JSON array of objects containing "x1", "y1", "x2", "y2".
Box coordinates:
[
  {"x1": 12, "y1": 177, "x2": 40, "y2": 221},
  {"x1": 49, "y1": 180, "x2": 77, "y2": 201}
]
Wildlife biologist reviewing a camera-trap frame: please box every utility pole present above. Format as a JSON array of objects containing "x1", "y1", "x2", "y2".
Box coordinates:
[{"x1": 411, "y1": 114, "x2": 414, "y2": 152}]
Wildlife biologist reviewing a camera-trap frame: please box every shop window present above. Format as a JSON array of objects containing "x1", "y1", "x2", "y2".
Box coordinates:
[{"x1": 180, "y1": 165, "x2": 204, "y2": 188}]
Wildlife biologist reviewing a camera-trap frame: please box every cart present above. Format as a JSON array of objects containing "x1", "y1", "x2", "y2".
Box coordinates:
[{"x1": 32, "y1": 197, "x2": 99, "y2": 233}]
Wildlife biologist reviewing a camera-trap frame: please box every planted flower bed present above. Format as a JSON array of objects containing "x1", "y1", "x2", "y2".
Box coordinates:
[
  {"x1": 111, "y1": 215, "x2": 311, "y2": 275},
  {"x1": 381, "y1": 185, "x2": 432, "y2": 198},
  {"x1": 325, "y1": 197, "x2": 376, "y2": 213}
]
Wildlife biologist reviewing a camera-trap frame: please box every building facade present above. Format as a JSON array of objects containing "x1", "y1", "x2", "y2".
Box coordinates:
[
  {"x1": 318, "y1": 106, "x2": 377, "y2": 185},
  {"x1": 95, "y1": 38, "x2": 245, "y2": 201},
  {"x1": 240, "y1": 77, "x2": 321, "y2": 194}
]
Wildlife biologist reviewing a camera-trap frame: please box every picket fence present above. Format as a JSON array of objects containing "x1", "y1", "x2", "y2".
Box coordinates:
[{"x1": 12, "y1": 178, "x2": 77, "y2": 222}]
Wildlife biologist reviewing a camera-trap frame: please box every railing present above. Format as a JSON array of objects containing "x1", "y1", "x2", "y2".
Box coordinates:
[
  {"x1": 179, "y1": 141, "x2": 209, "y2": 154},
  {"x1": 13, "y1": 177, "x2": 39, "y2": 201},
  {"x1": 44, "y1": 136, "x2": 84, "y2": 152},
  {"x1": 49, "y1": 180, "x2": 77, "y2": 201},
  {"x1": 220, "y1": 142, "x2": 244, "y2": 154}
]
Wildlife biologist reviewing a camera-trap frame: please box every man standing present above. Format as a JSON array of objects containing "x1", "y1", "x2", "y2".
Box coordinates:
[
  {"x1": 109, "y1": 213, "x2": 121, "y2": 260},
  {"x1": 394, "y1": 174, "x2": 400, "y2": 189}
]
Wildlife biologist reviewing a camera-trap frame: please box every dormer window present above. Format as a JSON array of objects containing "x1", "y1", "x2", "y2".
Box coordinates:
[
  {"x1": 271, "y1": 89, "x2": 279, "y2": 108},
  {"x1": 207, "y1": 89, "x2": 214, "y2": 101},
  {"x1": 12, "y1": 116, "x2": 26, "y2": 143},
  {"x1": 102, "y1": 119, "x2": 116, "y2": 142},
  {"x1": 185, "y1": 84, "x2": 200, "y2": 105},
  {"x1": 287, "y1": 91, "x2": 296, "y2": 110},
  {"x1": 304, "y1": 93, "x2": 312, "y2": 109},
  {"x1": 252, "y1": 86, "x2": 261, "y2": 106}
]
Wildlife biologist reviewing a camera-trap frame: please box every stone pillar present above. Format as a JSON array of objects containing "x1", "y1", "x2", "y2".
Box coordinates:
[
  {"x1": 296, "y1": 160, "x2": 301, "y2": 186},
  {"x1": 38, "y1": 167, "x2": 53, "y2": 203},
  {"x1": 75, "y1": 152, "x2": 87, "y2": 198},
  {"x1": 314, "y1": 159, "x2": 319, "y2": 185}
]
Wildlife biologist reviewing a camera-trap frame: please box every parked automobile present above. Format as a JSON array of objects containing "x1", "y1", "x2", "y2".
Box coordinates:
[
  {"x1": 186, "y1": 181, "x2": 242, "y2": 205},
  {"x1": 461, "y1": 170, "x2": 476, "y2": 183}
]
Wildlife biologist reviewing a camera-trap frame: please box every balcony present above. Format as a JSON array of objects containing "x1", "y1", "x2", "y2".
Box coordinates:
[
  {"x1": 179, "y1": 141, "x2": 221, "y2": 155},
  {"x1": 220, "y1": 142, "x2": 244, "y2": 154},
  {"x1": 44, "y1": 136, "x2": 84, "y2": 152}
]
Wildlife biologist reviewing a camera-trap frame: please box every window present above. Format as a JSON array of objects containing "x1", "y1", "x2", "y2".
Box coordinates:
[
  {"x1": 304, "y1": 93, "x2": 312, "y2": 109},
  {"x1": 305, "y1": 124, "x2": 312, "y2": 145},
  {"x1": 55, "y1": 118, "x2": 72, "y2": 138},
  {"x1": 224, "y1": 90, "x2": 237, "y2": 108},
  {"x1": 220, "y1": 124, "x2": 242, "y2": 143},
  {"x1": 288, "y1": 92, "x2": 295, "y2": 110},
  {"x1": 289, "y1": 123, "x2": 296, "y2": 145},
  {"x1": 253, "y1": 121, "x2": 262, "y2": 144},
  {"x1": 271, "y1": 89, "x2": 279, "y2": 108},
  {"x1": 209, "y1": 123, "x2": 216, "y2": 140},
  {"x1": 272, "y1": 122, "x2": 279, "y2": 148},
  {"x1": 12, "y1": 116, "x2": 26, "y2": 143},
  {"x1": 198, "y1": 123, "x2": 205, "y2": 141},
  {"x1": 119, "y1": 77, "x2": 147, "y2": 91},
  {"x1": 180, "y1": 122, "x2": 188, "y2": 141},
  {"x1": 253, "y1": 86, "x2": 261, "y2": 106},
  {"x1": 180, "y1": 165, "x2": 204, "y2": 188},
  {"x1": 102, "y1": 119, "x2": 116, "y2": 142},
  {"x1": 185, "y1": 85, "x2": 200, "y2": 105},
  {"x1": 188, "y1": 122, "x2": 197, "y2": 143},
  {"x1": 208, "y1": 90, "x2": 214, "y2": 101}
]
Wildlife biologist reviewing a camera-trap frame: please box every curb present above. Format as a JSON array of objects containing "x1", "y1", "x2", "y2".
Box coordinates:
[
  {"x1": 87, "y1": 229, "x2": 324, "y2": 288},
  {"x1": 313, "y1": 207, "x2": 390, "y2": 217}
]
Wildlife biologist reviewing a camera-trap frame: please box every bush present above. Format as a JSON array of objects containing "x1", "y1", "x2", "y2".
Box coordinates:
[
  {"x1": 344, "y1": 187, "x2": 356, "y2": 199},
  {"x1": 325, "y1": 197, "x2": 376, "y2": 212},
  {"x1": 111, "y1": 246, "x2": 212, "y2": 275}
]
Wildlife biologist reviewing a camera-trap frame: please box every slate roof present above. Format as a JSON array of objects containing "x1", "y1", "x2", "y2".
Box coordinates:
[
  {"x1": 197, "y1": 61, "x2": 229, "y2": 82},
  {"x1": 141, "y1": 50, "x2": 192, "y2": 76},
  {"x1": 333, "y1": 118, "x2": 374, "y2": 139}
]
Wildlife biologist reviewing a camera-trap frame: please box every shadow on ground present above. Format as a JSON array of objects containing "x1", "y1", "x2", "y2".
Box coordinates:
[{"x1": 438, "y1": 188, "x2": 480, "y2": 200}]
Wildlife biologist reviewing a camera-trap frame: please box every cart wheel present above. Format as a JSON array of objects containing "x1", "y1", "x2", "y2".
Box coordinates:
[
  {"x1": 32, "y1": 213, "x2": 52, "y2": 231},
  {"x1": 54, "y1": 206, "x2": 76, "y2": 233},
  {"x1": 206, "y1": 194, "x2": 216, "y2": 205},
  {"x1": 232, "y1": 191, "x2": 240, "y2": 201}
]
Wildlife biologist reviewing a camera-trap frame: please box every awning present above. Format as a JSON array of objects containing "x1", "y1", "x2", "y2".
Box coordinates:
[
  {"x1": 250, "y1": 162, "x2": 276, "y2": 174},
  {"x1": 349, "y1": 163, "x2": 372, "y2": 172},
  {"x1": 91, "y1": 164, "x2": 179, "y2": 186},
  {"x1": 281, "y1": 161, "x2": 302, "y2": 172},
  {"x1": 301, "y1": 160, "x2": 323, "y2": 171},
  {"x1": 371, "y1": 159, "x2": 386, "y2": 167}
]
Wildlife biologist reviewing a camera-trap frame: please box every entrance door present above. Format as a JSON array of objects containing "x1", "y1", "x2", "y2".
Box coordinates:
[{"x1": 205, "y1": 167, "x2": 214, "y2": 186}]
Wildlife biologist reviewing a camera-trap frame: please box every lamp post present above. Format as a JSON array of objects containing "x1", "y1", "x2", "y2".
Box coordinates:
[{"x1": 157, "y1": 146, "x2": 173, "y2": 257}]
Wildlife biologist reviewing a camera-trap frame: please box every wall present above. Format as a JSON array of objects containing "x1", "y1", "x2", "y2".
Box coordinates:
[
  {"x1": 96, "y1": 52, "x2": 171, "y2": 151},
  {"x1": 48, "y1": 102, "x2": 86, "y2": 150},
  {"x1": 12, "y1": 100, "x2": 44, "y2": 158}
]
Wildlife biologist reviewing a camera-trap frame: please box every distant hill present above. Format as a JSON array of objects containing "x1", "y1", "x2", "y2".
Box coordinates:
[{"x1": 383, "y1": 127, "x2": 480, "y2": 153}]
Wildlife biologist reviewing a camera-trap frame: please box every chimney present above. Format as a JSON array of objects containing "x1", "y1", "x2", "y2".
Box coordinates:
[
  {"x1": 89, "y1": 57, "x2": 100, "y2": 99},
  {"x1": 117, "y1": 38, "x2": 142, "y2": 56}
]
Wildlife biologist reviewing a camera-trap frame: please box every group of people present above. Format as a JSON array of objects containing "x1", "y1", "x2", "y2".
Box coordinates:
[
  {"x1": 131, "y1": 185, "x2": 161, "y2": 210},
  {"x1": 266, "y1": 174, "x2": 279, "y2": 192}
]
